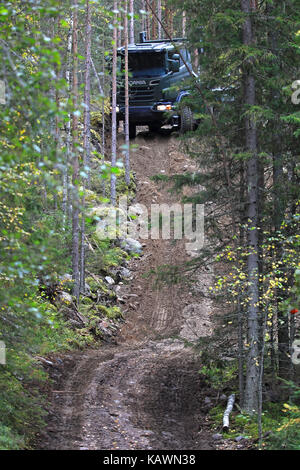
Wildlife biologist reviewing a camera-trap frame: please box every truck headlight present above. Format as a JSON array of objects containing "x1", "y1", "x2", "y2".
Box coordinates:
[
  {"x1": 111, "y1": 106, "x2": 120, "y2": 113},
  {"x1": 156, "y1": 104, "x2": 172, "y2": 112}
]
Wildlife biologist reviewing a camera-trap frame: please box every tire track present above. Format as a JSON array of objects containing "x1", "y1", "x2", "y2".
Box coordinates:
[{"x1": 39, "y1": 129, "x2": 214, "y2": 450}]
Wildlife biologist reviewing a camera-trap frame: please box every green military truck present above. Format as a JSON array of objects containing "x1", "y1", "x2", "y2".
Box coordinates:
[{"x1": 116, "y1": 33, "x2": 196, "y2": 139}]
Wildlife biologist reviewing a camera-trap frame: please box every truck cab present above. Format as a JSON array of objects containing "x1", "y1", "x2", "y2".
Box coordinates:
[{"x1": 116, "y1": 34, "x2": 195, "y2": 138}]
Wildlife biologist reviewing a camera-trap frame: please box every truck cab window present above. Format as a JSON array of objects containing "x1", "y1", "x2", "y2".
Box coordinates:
[{"x1": 128, "y1": 52, "x2": 167, "y2": 78}]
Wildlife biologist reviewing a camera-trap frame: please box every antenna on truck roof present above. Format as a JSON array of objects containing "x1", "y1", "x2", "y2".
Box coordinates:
[{"x1": 138, "y1": 31, "x2": 186, "y2": 44}]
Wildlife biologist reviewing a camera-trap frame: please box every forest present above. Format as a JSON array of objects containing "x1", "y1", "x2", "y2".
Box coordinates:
[{"x1": 0, "y1": 0, "x2": 299, "y2": 453}]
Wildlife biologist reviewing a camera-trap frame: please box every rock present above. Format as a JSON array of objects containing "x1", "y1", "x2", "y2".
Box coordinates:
[
  {"x1": 204, "y1": 397, "x2": 212, "y2": 405},
  {"x1": 84, "y1": 282, "x2": 91, "y2": 293},
  {"x1": 235, "y1": 435, "x2": 248, "y2": 442},
  {"x1": 119, "y1": 237, "x2": 143, "y2": 255},
  {"x1": 212, "y1": 433, "x2": 223, "y2": 441},
  {"x1": 35, "y1": 356, "x2": 54, "y2": 366},
  {"x1": 88, "y1": 206, "x2": 127, "y2": 240},
  {"x1": 222, "y1": 356, "x2": 235, "y2": 362},
  {"x1": 60, "y1": 273, "x2": 73, "y2": 282},
  {"x1": 57, "y1": 291, "x2": 73, "y2": 305},
  {"x1": 105, "y1": 276, "x2": 115, "y2": 285},
  {"x1": 140, "y1": 430, "x2": 154, "y2": 437},
  {"x1": 119, "y1": 267, "x2": 132, "y2": 279}
]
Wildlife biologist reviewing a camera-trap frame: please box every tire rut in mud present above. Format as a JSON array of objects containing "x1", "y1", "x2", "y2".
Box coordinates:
[
  {"x1": 38, "y1": 129, "x2": 215, "y2": 450},
  {"x1": 40, "y1": 342, "x2": 213, "y2": 450}
]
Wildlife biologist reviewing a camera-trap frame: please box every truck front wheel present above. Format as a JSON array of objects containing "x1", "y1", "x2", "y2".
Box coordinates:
[
  {"x1": 129, "y1": 123, "x2": 136, "y2": 139},
  {"x1": 180, "y1": 106, "x2": 194, "y2": 134}
]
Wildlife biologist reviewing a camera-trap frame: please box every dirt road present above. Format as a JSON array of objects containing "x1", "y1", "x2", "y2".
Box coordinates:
[{"x1": 39, "y1": 128, "x2": 215, "y2": 450}]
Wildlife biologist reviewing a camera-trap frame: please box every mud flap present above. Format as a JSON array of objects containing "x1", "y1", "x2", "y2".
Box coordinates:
[{"x1": 129, "y1": 123, "x2": 136, "y2": 139}]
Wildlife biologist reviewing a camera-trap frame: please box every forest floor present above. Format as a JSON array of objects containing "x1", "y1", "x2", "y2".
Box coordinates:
[{"x1": 37, "y1": 128, "x2": 221, "y2": 450}]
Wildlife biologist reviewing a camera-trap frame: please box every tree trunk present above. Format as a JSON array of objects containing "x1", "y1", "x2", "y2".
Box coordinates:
[
  {"x1": 65, "y1": 17, "x2": 73, "y2": 224},
  {"x1": 165, "y1": 2, "x2": 173, "y2": 38},
  {"x1": 151, "y1": 0, "x2": 157, "y2": 39},
  {"x1": 80, "y1": 0, "x2": 92, "y2": 293},
  {"x1": 146, "y1": 0, "x2": 151, "y2": 39},
  {"x1": 141, "y1": 0, "x2": 146, "y2": 34},
  {"x1": 223, "y1": 394, "x2": 235, "y2": 432},
  {"x1": 110, "y1": 0, "x2": 118, "y2": 205},
  {"x1": 102, "y1": 35, "x2": 106, "y2": 159},
  {"x1": 241, "y1": 0, "x2": 260, "y2": 415},
  {"x1": 72, "y1": 0, "x2": 80, "y2": 303},
  {"x1": 182, "y1": 10, "x2": 186, "y2": 38},
  {"x1": 268, "y1": 11, "x2": 289, "y2": 381},
  {"x1": 238, "y1": 161, "x2": 246, "y2": 404},
  {"x1": 157, "y1": 0, "x2": 162, "y2": 38},
  {"x1": 124, "y1": 0, "x2": 130, "y2": 185},
  {"x1": 129, "y1": 0, "x2": 134, "y2": 44}
]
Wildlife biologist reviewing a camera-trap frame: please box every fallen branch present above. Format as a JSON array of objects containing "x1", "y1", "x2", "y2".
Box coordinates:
[{"x1": 222, "y1": 394, "x2": 235, "y2": 432}]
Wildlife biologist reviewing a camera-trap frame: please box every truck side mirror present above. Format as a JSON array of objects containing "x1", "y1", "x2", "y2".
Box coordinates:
[{"x1": 168, "y1": 56, "x2": 180, "y2": 73}]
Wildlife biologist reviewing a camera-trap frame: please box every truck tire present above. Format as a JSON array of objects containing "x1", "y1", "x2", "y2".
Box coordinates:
[
  {"x1": 180, "y1": 106, "x2": 194, "y2": 134},
  {"x1": 129, "y1": 123, "x2": 136, "y2": 139},
  {"x1": 149, "y1": 123, "x2": 161, "y2": 133}
]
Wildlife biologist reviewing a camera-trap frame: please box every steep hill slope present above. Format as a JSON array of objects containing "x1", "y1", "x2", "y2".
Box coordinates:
[{"x1": 38, "y1": 129, "x2": 215, "y2": 450}]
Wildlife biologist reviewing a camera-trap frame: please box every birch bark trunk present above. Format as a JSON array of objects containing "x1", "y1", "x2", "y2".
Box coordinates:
[
  {"x1": 124, "y1": 0, "x2": 130, "y2": 185},
  {"x1": 129, "y1": 0, "x2": 134, "y2": 44},
  {"x1": 72, "y1": 0, "x2": 80, "y2": 303},
  {"x1": 80, "y1": 0, "x2": 92, "y2": 292},
  {"x1": 65, "y1": 17, "x2": 73, "y2": 223},
  {"x1": 110, "y1": 0, "x2": 118, "y2": 205}
]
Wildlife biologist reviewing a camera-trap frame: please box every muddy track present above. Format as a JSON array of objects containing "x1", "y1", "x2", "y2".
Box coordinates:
[{"x1": 39, "y1": 128, "x2": 215, "y2": 450}]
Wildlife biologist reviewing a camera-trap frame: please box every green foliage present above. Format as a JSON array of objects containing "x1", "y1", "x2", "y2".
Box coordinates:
[
  {"x1": 0, "y1": 0, "x2": 138, "y2": 450},
  {"x1": 267, "y1": 384, "x2": 300, "y2": 450},
  {"x1": 200, "y1": 362, "x2": 237, "y2": 390},
  {"x1": 0, "y1": 425, "x2": 24, "y2": 451},
  {"x1": 209, "y1": 402, "x2": 283, "y2": 442},
  {"x1": 0, "y1": 0, "x2": 95, "y2": 448},
  {"x1": 90, "y1": 159, "x2": 136, "y2": 200},
  {"x1": 267, "y1": 403, "x2": 300, "y2": 450}
]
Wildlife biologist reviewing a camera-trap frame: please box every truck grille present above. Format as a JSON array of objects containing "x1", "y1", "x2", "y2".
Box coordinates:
[{"x1": 118, "y1": 81, "x2": 159, "y2": 105}]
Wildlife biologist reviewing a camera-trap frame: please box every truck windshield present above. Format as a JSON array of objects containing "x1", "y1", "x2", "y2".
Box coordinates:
[{"x1": 128, "y1": 52, "x2": 166, "y2": 77}]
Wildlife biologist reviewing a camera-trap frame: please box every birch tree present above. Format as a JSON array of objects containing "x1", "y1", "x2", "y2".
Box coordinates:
[
  {"x1": 71, "y1": 0, "x2": 80, "y2": 302},
  {"x1": 80, "y1": 0, "x2": 92, "y2": 292},
  {"x1": 110, "y1": 0, "x2": 118, "y2": 205},
  {"x1": 129, "y1": 0, "x2": 135, "y2": 44},
  {"x1": 65, "y1": 16, "x2": 73, "y2": 223},
  {"x1": 124, "y1": 0, "x2": 130, "y2": 185},
  {"x1": 182, "y1": 10, "x2": 186, "y2": 37}
]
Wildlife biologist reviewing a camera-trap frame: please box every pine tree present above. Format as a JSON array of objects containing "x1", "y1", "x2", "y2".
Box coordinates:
[
  {"x1": 241, "y1": 0, "x2": 260, "y2": 414},
  {"x1": 172, "y1": 0, "x2": 300, "y2": 411}
]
